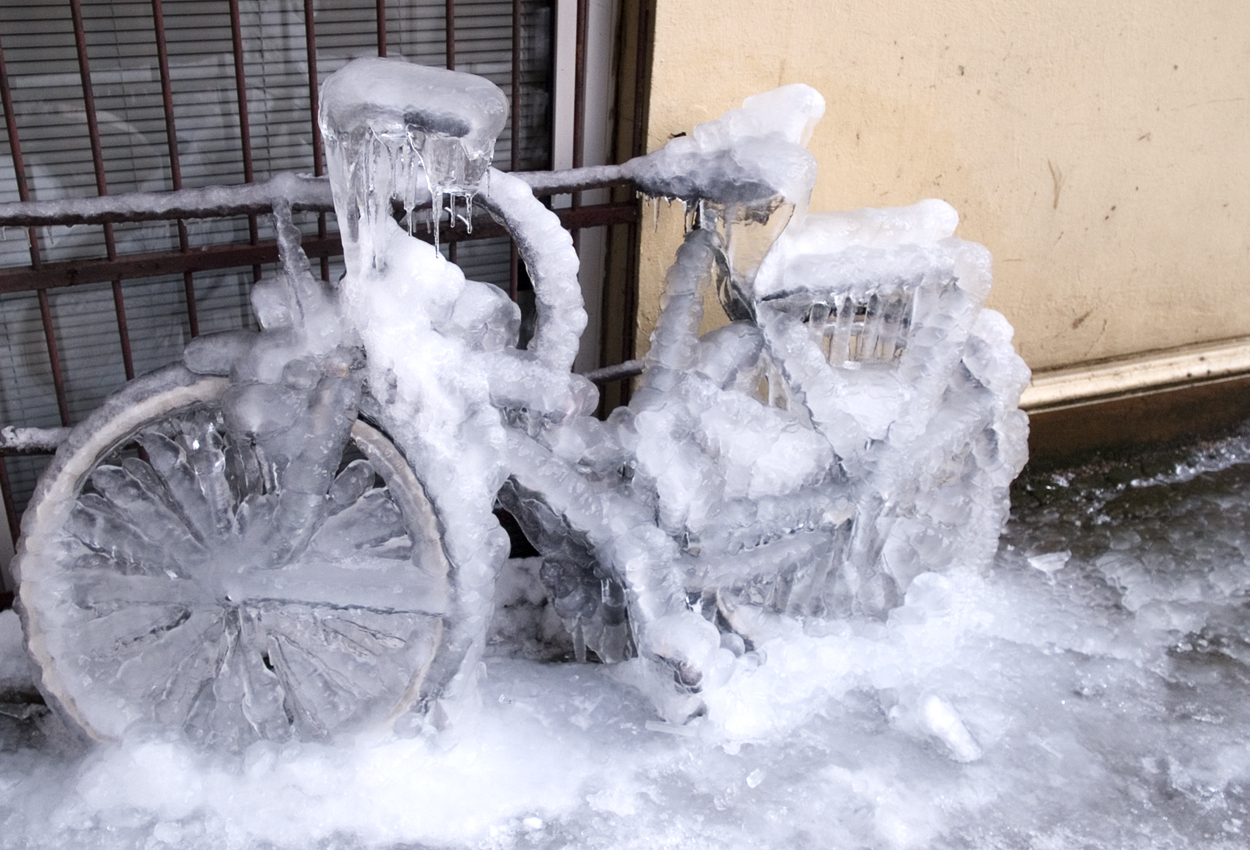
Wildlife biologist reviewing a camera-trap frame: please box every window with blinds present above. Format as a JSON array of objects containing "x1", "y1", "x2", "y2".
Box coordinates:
[{"x1": 0, "y1": 0, "x2": 556, "y2": 512}]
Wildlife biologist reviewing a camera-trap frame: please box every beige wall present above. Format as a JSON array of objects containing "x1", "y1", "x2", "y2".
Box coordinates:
[{"x1": 638, "y1": 0, "x2": 1250, "y2": 375}]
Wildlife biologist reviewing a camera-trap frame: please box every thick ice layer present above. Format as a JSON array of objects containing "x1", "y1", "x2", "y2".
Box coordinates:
[
  {"x1": 9, "y1": 183, "x2": 468, "y2": 747},
  {"x1": 15, "y1": 72, "x2": 1030, "y2": 751},
  {"x1": 624, "y1": 84, "x2": 824, "y2": 209},
  {"x1": 770, "y1": 199, "x2": 962, "y2": 262},
  {"x1": 625, "y1": 86, "x2": 824, "y2": 316},
  {"x1": 319, "y1": 58, "x2": 508, "y2": 250},
  {"x1": 750, "y1": 201, "x2": 1029, "y2": 610},
  {"x1": 13, "y1": 385, "x2": 449, "y2": 748},
  {"x1": 5, "y1": 433, "x2": 1250, "y2": 848},
  {"x1": 337, "y1": 208, "x2": 593, "y2": 721},
  {"x1": 601, "y1": 196, "x2": 1028, "y2": 659},
  {"x1": 0, "y1": 610, "x2": 34, "y2": 694},
  {"x1": 466, "y1": 92, "x2": 1028, "y2": 717}
]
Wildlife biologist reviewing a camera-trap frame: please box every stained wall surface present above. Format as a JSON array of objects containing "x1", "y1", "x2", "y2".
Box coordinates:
[{"x1": 637, "y1": 0, "x2": 1250, "y2": 374}]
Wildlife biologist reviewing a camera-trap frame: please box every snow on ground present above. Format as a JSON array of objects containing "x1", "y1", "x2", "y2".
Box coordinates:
[{"x1": 4, "y1": 428, "x2": 1250, "y2": 849}]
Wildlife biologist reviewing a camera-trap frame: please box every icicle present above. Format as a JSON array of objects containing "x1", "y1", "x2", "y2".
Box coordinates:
[{"x1": 430, "y1": 191, "x2": 443, "y2": 254}]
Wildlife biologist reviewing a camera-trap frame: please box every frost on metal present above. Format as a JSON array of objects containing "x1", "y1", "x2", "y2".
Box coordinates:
[{"x1": 12, "y1": 58, "x2": 1029, "y2": 748}]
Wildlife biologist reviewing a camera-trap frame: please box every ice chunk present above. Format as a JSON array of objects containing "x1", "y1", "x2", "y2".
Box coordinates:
[
  {"x1": 917, "y1": 694, "x2": 982, "y2": 763},
  {"x1": 639, "y1": 610, "x2": 723, "y2": 690},
  {"x1": 1028, "y1": 550, "x2": 1071, "y2": 580},
  {"x1": 770, "y1": 199, "x2": 960, "y2": 261}
]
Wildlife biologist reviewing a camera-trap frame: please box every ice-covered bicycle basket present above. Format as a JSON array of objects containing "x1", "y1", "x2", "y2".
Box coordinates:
[{"x1": 8, "y1": 58, "x2": 1029, "y2": 748}]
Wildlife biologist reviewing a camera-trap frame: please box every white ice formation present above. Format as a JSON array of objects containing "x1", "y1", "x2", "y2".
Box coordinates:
[
  {"x1": 10, "y1": 195, "x2": 462, "y2": 747},
  {"x1": 501, "y1": 83, "x2": 1030, "y2": 721},
  {"x1": 319, "y1": 58, "x2": 508, "y2": 250},
  {"x1": 11, "y1": 58, "x2": 1029, "y2": 748},
  {"x1": 320, "y1": 58, "x2": 593, "y2": 725},
  {"x1": 624, "y1": 84, "x2": 826, "y2": 317},
  {"x1": 9, "y1": 445, "x2": 1250, "y2": 849}
]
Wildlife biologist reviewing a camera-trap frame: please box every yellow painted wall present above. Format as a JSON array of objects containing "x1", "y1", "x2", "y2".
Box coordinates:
[{"x1": 638, "y1": 0, "x2": 1250, "y2": 374}]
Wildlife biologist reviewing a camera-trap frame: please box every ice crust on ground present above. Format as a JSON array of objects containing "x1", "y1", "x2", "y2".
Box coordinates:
[{"x1": 6, "y1": 431, "x2": 1250, "y2": 847}]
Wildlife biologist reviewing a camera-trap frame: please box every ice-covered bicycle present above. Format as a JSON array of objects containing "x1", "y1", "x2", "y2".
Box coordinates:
[{"x1": 10, "y1": 58, "x2": 1029, "y2": 747}]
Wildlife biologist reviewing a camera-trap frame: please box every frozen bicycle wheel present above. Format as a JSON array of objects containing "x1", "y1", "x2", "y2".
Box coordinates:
[{"x1": 13, "y1": 365, "x2": 450, "y2": 748}]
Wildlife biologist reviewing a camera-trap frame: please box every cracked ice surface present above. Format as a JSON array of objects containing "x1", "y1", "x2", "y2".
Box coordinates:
[{"x1": 5, "y1": 429, "x2": 1250, "y2": 848}]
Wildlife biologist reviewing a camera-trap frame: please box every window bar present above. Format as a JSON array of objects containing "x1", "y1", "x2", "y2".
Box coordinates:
[
  {"x1": 619, "y1": 218, "x2": 639, "y2": 399},
  {"x1": 70, "y1": 0, "x2": 136, "y2": 380},
  {"x1": 0, "y1": 35, "x2": 42, "y2": 273},
  {"x1": 445, "y1": 0, "x2": 457, "y2": 263},
  {"x1": 228, "y1": 0, "x2": 261, "y2": 282},
  {"x1": 0, "y1": 457, "x2": 18, "y2": 555},
  {"x1": 303, "y1": 0, "x2": 330, "y2": 282},
  {"x1": 0, "y1": 37, "x2": 69, "y2": 426},
  {"x1": 631, "y1": 0, "x2": 650, "y2": 160},
  {"x1": 37, "y1": 290, "x2": 72, "y2": 426},
  {"x1": 509, "y1": 0, "x2": 521, "y2": 301},
  {"x1": 376, "y1": 0, "x2": 388, "y2": 57},
  {"x1": 445, "y1": 0, "x2": 456, "y2": 70},
  {"x1": 620, "y1": 0, "x2": 652, "y2": 402},
  {"x1": 151, "y1": 0, "x2": 199, "y2": 338},
  {"x1": 570, "y1": 0, "x2": 589, "y2": 253}
]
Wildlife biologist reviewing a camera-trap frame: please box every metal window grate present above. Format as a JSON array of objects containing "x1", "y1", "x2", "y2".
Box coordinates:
[{"x1": 0, "y1": 0, "x2": 654, "y2": 572}]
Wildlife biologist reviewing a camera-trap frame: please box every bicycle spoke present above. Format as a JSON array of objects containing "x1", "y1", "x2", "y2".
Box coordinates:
[
  {"x1": 66, "y1": 568, "x2": 211, "y2": 609},
  {"x1": 221, "y1": 558, "x2": 448, "y2": 615},
  {"x1": 310, "y1": 487, "x2": 409, "y2": 559},
  {"x1": 66, "y1": 495, "x2": 197, "y2": 576},
  {"x1": 138, "y1": 431, "x2": 225, "y2": 544}
]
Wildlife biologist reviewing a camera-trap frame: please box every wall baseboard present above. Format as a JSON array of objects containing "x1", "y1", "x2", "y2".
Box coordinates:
[{"x1": 1020, "y1": 337, "x2": 1250, "y2": 469}]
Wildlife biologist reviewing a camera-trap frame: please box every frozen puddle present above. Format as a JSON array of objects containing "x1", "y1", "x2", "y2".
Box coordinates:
[{"x1": 5, "y1": 432, "x2": 1250, "y2": 849}]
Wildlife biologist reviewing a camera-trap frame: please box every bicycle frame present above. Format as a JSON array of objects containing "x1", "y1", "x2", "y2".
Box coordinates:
[{"x1": 2, "y1": 64, "x2": 1030, "y2": 743}]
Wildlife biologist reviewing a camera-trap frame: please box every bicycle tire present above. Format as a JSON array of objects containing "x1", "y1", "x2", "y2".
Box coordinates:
[{"x1": 13, "y1": 365, "x2": 450, "y2": 747}]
